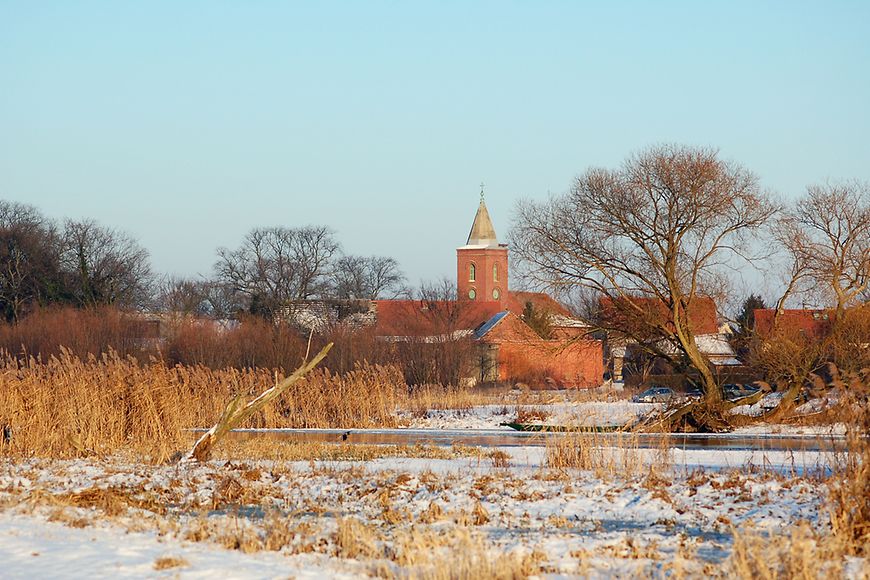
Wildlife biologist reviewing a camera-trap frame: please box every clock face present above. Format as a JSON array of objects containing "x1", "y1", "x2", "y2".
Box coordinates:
[
  {"x1": 468, "y1": 288, "x2": 476, "y2": 299},
  {"x1": 492, "y1": 288, "x2": 500, "y2": 299}
]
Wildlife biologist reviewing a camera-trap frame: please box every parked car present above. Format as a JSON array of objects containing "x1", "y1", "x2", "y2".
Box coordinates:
[
  {"x1": 683, "y1": 388, "x2": 704, "y2": 400},
  {"x1": 631, "y1": 386, "x2": 675, "y2": 403},
  {"x1": 722, "y1": 383, "x2": 761, "y2": 402}
]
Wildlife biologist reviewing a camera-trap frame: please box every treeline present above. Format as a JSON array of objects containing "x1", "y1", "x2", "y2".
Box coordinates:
[
  {"x1": 0, "y1": 200, "x2": 408, "y2": 323},
  {"x1": 0, "y1": 203, "x2": 151, "y2": 321},
  {"x1": 0, "y1": 305, "x2": 472, "y2": 386}
]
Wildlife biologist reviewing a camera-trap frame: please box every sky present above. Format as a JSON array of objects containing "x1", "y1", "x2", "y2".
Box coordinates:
[{"x1": 2, "y1": 1, "x2": 869, "y2": 295}]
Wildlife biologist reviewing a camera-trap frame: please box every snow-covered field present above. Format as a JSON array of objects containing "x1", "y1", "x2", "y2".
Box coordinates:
[
  {"x1": 403, "y1": 400, "x2": 847, "y2": 439},
  {"x1": 0, "y1": 442, "x2": 862, "y2": 579},
  {"x1": 403, "y1": 401, "x2": 658, "y2": 430}
]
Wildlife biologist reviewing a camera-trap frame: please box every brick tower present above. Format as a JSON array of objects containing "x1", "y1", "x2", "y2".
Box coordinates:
[{"x1": 457, "y1": 187, "x2": 508, "y2": 303}]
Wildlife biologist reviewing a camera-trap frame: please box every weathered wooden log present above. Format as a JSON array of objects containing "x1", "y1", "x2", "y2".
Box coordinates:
[{"x1": 183, "y1": 342, "x2": 333, "y2": 463}]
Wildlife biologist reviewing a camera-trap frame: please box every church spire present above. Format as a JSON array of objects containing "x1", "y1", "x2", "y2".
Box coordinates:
[{"x1": 466, "y1": 183, "x2": 499, "y2": 247}]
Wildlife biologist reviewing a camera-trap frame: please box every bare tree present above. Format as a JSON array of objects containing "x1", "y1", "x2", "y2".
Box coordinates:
[
  {"x1": 511, "y1": 145, "x2": 777, "y2": 417},
  {"x1": 331, "y1": 255, "x2": 406, "y2": 299},
  {"x1": 214, "y1": 226, "x2": 340, "y2": 317},
  {"x1": 156, "y1": 276, "x2": 214, "y2": 316},
  {"x1": 392, "y1": 277, "x2": 476, "y2": 386},
  {"x1": 776, "y1": 181, "x2": 870, "y2": 320},
  {"x1": 60, "y1": 219, "x2": 153, "y2": 308},
  {"x1": 0, "y1": 201, "x2": 64, "y2": 321}
]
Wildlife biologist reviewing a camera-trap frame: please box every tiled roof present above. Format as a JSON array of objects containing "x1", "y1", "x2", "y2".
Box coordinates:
[
  {"x1": 505, "y1": 291, "x2": 573, "y2": 318},
  {"x1": 753, "y1": 308, "x2": 833, "y2": 340},
  {"x1": 599, "y1": 296, "x2": 719, "y2": 336},
  {"x1": 372, "y1": 299, "x2": 504, "y2": 337}
]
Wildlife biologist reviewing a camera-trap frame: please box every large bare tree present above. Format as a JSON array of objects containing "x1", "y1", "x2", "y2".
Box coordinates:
[
  {"x1": 155, "y1": 276, "x2": 214, "y2": 316},
  {"x1": 775, "y1": 181, "x2": 870, "y2": 320},
  {"x1": 60, "y1": 219, "x2": 153, "y2": 308},
  {"x1": 215, "y1": 225, "x2": 340, "y2": 317},
  {"x1": 331, "y1": 255, "x2": 406, "y2": 299},
  {"x1": 511, "y1": 145, "x2": 776, "y2": 416}
]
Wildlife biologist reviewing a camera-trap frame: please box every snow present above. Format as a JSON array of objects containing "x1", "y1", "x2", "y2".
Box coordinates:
[
  {"x1": 404, "y1": 399, "x2": 847, "y2": 437},
  {"x1": 0, "y1": 441, "x2": 857, "y2": 578},
  {"x1": 0, "y1": 511, "x2": 360, "y2": 579},
  {"x1": 404, "y1": 401, "x2": 659, "y2": 429}
]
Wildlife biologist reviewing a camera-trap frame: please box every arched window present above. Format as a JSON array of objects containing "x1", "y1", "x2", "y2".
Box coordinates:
[
  {"x1": 469, "y1": 263, "x2": 476, "y2": 282},
  {"x1": 493, "y1": 263, "x2": 498, "y2": 282}
]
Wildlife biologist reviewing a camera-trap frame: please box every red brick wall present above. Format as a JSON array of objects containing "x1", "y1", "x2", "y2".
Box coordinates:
[
  {"x1": 457, "y1": 247, "x2": 508, "y2": 304},
  {"x1": 497, "y1": 339, "x2": 604, "y2": 388},
  {"x1": 479, "y1": 312, "x2": 603, "y2": 387}
]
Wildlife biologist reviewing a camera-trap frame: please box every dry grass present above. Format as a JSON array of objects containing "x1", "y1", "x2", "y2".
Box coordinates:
[
  {"x1": 391, "y1": 526, "x2": 540, "y2": 580},
  {"x1": 404, "y1": 384, "x2": 493, "y2": 417},
  {"x1": 826, "y1": 368, "x2": 870, "y2": 560},
  {"x1": 544, "y1": 432, "x2": 669, "y2": 479},
  {"x1": 153, "y1": 556, "x2": 189, "y2": 570},
  {"x1": 0, "y1": 350, "x2": 406, "y2": 461},
  {"x1": 0, "y1": 348, "x2": 619, "y2": 462},
  {"x1": 722, "y1": 365, "x2": 870, "y2": 579},
  {"x1": 515, "y1": 405, "x2": 551, "y2": 424},
  {"x1": 217, "y1": 440, "x2": 481, "y2": 462},
  {"x1": 726, "y1": 523, "x2": 848, "y2": 579}
]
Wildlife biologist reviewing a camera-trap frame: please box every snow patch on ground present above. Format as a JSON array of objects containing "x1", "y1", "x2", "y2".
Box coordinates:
[{"x1": 405, "y1": 401, "x2": 658, "y2": 429}]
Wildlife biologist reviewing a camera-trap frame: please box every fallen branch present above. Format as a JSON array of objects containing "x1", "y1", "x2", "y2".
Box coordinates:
[{"x1": 183, "y1": 342, "x2": 333, "y2": 463}]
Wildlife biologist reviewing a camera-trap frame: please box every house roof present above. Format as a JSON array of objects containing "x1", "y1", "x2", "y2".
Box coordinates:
[
  {"x1": 474, "y1": 310, "x2": 543, "y2": 342},
  {"x1": 655, "y1": 332, "x2": 739, "y2": 365},
  {"x1": 505, "y1": 291, "x2": 573, "y2": 319},
  {"x1": 753, "y1": 308, "x2": 833, "y2": 340},
  {"x1": 473, "y1": 311, "x2": 510, "y2": 339},
  {"x1": 372, "y1": 299, "x2": 505, "y2": 337},
  {"x1": 694, "y1": 333, "x2": 738, "y2": 357},
  {"x1": 599, "y1": 296, "x2": 719, "y2": 337}
]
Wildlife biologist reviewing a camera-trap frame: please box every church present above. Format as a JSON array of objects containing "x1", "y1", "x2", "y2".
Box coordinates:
[{"x1": 370, "y1": 193, "x2": 604, "y2": 388}]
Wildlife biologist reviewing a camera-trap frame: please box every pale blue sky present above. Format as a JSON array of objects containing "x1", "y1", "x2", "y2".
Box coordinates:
[{"x1": 2, "y1": 1, "x2": 869, "y2": 289}]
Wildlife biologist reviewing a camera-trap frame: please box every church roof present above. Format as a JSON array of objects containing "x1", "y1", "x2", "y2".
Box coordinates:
[
  {"x1": 465, "y1": 198, "x2": 500, "y2": 248},
  {"x1": 372, "y1": 299, "x2": 505, "y2": 337}
]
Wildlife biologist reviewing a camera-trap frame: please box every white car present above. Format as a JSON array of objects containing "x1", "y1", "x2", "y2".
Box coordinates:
[{"x1": 631, "y1": 386, "x2": 674, "y2": 403}]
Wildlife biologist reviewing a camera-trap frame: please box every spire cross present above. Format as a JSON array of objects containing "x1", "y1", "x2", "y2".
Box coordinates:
[{"x1": 479, "y1": 181, "x2": 485, "y2": 202}]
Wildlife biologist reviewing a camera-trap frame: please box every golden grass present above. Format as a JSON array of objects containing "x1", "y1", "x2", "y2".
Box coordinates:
[
  {"x1": 0, "y1": 348, "x2": 624, "y2": 462},
  {"x1": 726, "y1": 523, "x2": 848, "y2": 579},
  {"x1": 544, "y1": 432, "x2": 669, "y2": 479},
  {"x1": 0, "y1": 350, "x2": 406, "y2": 461},
  {"x1": 722, "y1": 365, "x2": 870, "y2": 579},
  {"x1": 216, "y1": 440, "x2": 482, "y2": 462},
  {"x1": 153, "y1": 556, "x2": 189, "y2": 570}
]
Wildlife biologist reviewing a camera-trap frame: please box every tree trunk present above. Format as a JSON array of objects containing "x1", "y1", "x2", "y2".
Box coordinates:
[{"x1": 183, "y1": 342, "x2": 333, "y2": 463}]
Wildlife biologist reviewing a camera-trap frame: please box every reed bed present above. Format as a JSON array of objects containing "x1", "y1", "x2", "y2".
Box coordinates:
[
  {"x1": 0, "y1": 350, "x2": 407, "y2": 461},
  {"x1": 544, "y1": 431, "x2": 672, "y2": 480}
]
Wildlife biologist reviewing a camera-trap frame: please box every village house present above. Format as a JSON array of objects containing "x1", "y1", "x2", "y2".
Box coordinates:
[{"x1": 598, "y1": 296, "x2": 741, "y2": 387}]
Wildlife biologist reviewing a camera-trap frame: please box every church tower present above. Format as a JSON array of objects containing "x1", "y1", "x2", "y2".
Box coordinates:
[{"x1": 457, "y1": 186, "x2": 508, "y2": 303}]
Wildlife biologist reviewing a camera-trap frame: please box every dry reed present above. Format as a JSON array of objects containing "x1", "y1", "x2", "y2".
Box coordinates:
[
  {"x1": 0, "y1": 349, "x2": 406, "y2": 461},
  {"x1": 544, "y1": 431, "x2": 669, "y2": 479}
]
